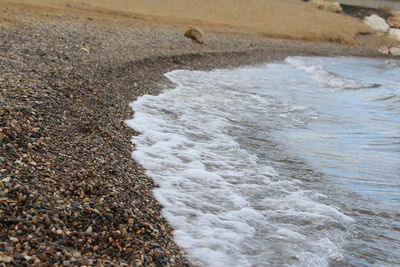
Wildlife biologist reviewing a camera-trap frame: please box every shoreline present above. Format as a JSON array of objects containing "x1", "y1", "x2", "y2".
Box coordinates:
[{"x1": 0, "y1": 4, "x2": 396, "y2": 265}]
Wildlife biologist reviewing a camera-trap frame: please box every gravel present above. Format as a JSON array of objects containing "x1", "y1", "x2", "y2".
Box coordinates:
[{"x1": 0, "y1": 6, "x2": 389, "y2": 266}]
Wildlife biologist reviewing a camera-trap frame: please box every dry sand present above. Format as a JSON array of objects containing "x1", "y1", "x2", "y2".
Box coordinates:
[
  {"x1": 0, "y1": 0, "x2": 395, "y2": 266},
  {"x1": 2, "y1": 0, "x2": 374, "y2": 44}
]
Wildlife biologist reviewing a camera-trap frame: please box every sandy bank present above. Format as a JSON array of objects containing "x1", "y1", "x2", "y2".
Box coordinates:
[{"x1": 2, "y1": 0, "x2": 374, "y2": 44}]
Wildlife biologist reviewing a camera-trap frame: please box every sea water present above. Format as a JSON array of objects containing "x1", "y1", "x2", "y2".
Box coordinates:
[{"x1": 126, "y1": 57, "x2": 400, "y2": 266}]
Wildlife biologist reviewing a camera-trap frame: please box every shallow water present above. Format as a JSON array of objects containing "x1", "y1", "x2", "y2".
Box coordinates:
[{"x1": 126, "y1": 57, "x2": 400, "y2": 266}]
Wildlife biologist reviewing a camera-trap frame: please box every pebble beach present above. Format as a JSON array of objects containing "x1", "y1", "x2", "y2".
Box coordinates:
[{"x1": 0, "y1": 1, "x2": 397, "y2": 265}]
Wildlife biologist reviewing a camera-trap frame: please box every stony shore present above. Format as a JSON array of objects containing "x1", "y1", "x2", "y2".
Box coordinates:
[{"x1": 0, "y1": 3, "x2": 395, "y2": 266}]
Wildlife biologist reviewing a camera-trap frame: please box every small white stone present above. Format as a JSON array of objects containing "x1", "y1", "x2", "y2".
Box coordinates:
[
  {"x1": 2, "y1": 177, "x2": 11, "y2": 183},
  {"x1": 80, "y1": 47, "x2": 90, "y2": 53},
  {"x1": 56, "y1": 229, "x2": 63, "y2": 235},
  {"x1": 85, "y1": 226, "x2": 93, "y2": 233}
]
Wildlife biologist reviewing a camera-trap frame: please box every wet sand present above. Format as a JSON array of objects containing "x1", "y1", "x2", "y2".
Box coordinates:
[{"x1": 0, "y1": 1, "x2": 394, "y2": 265}]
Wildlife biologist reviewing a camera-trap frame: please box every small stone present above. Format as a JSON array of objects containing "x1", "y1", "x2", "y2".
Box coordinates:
[
  {"x1": 150, "y1": 242, "x2": 161, "y2": 248},
  {"x1": 71, "y1": 201, "x2": 81, "y2": 209},
  {"x1": 0, "y1": 255, "x2": 13, "y2": 263},
  {"x1": 9, "y1": 237, "x2": 18, "y2": 243},
  {"x1": 85, "y1": 226, "x2": 93, "y2": 234},
  {"x1": 184, "y1": 26, "x2": 205, "y2": 44},
  {"x1": 23, "y1": 254, "x2": 32, "y2": 261},
  {"x1": 80, "y1": 47, "x2": 90, "y2": 53},
  {"x1": 71, "y1": 251, "x2": 81, "y2": 258},
  {"x1": 310, "y1": 0, "x2": 342, "y2": 13},
  {"x1": 2, "y1": 177, "x2": 11, "y2": 183},
  {"x1": 56, "y1": 229, "x2": 63, "y2": 235}
]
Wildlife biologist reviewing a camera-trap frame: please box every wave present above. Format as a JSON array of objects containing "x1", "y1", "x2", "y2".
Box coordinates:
[
  {"x1": 285, "y1": 57, "x2": 381, "y2": 90},
  {"x1": 126, "y1": 67, "x2": 355, "y2": 266}
]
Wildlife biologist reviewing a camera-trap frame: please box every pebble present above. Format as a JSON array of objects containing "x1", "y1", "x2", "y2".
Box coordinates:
[
  {"x1": 71, "y1": 201, "x2": 81, "y2": 209},
  {"x1": 2, "y1": 177, "x2": 11, "y2": 183},
  {"x1": 9, "y1": 237, "x2": 19, "y2": 243},
  {"x1": 56, "y1": 229, "x2": 64, "y2": 235},
  {"x1": 0, "y1": 3, "x2": 384, "y2": 267},
  {"x1": 85, "y1": 226, "x2": 93, "y2": 234}
]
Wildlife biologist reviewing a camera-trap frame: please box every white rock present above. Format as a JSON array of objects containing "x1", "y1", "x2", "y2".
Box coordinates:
[
  {"x1": 85, "y1": 226, "x2": 93, "y2": 233},
  {"x1": 388, "y1": 28, "x2": 400, "y2": 41},
  {"x1": 2, "y1": 177, "x2": 11, "y2": 183},
  {"x1": 389, "y1": 46, "x2": 400, "y2": 56},
  {"x1": 363, "y1": 14, "x2": 390, "y2": 32}
]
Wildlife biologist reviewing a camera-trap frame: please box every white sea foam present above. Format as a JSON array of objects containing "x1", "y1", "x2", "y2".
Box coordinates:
[
  {"x1": 285, "y1": 57, "x2": 379, "y2": 89},
  {"x1": 126, "y1": 62, "x2": 358, "y2": 266}
]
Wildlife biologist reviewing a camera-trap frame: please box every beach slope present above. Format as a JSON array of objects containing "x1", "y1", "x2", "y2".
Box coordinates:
[{"x1": 0, "y1": 0, "x2": 386, "y2": 265}]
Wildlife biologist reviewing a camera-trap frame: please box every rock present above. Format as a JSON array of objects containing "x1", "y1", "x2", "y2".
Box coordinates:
[
  {"x1": 9, "y1": 237, "x2": 18, "y2": 243},
  {"x1": 23, "y1": 254, "x2": 32, "y2": 261},
  {"x1": 80, "y1": 47, "x2": 90, "y2": 53},
  {"x1": 389, "y1": 46, "x2": 400, "y2": 56},
  {"x1": 71, "y1": 251, "x2": 81, "y2": 258},
  {"x1": 184, "y1": 26, "x2": 205, "y2": 44},
  {"x1": 390, "y1": 11, "x2": 400, "y2": 17},
  {"x1": 71, "y1": 201, "x2": 81, "y2": 209},
  {"x1": 363, "y1": 14, "x2": 390, "y2": 32},
  {"x1": 0, "y1": 255, "x2": 13, "y2": 263},
  {"x1": 2, "y1": 177, "x2": 11, "y2": 183},
  {"x1": 56, "y1": 229, "x2": 63, "y2": 235},
  {"x1": 310, "y1": 0, "x2": 342, "y2": 13},
  {"x1": 85, "y1": 226, "x2": 93, "y2": 234},
  {"x1": 377, "y1": 45, "x2": 389, "y2": 54},
  {"x1": 389, "y1": 28, "x2": 400, "y2": 41},
  {"x1": 150, "y1": 242, "x2": 161, "y2": 248},
  {"x1": 387, "y1": 16, "x2": 400, "y2": 28}
]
